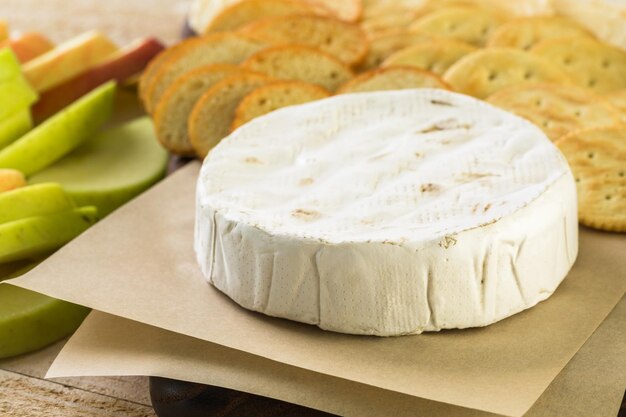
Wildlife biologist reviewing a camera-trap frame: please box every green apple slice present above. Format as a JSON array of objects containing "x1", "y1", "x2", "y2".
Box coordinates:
[
  {"x1": 0, "y1": 76, "x2": 38, "y2": 121},
  {"x1": 0, "y1": 81, "x2": 116, "y2": 176},
  {"x1": 0, "y1": 259, "x2": 88, "y2": 359},
  {"x1": 0, "y1": 48, "x2": 22, "y2": 83},
  {"x1": 0, "y1": 109, "x2": 32, "y2": 149},
  {"x1": 29, "y1": 117, "x2": 168, "y2": 216},
  {"x1": 0, "y1": 183, "x2": 75, "y2": 224},
  {"x1": 0, "y1": 284, "x2": 89, "y2": 358},
  {"x1": 0, "y1": 206, "x2": 99, "y2": 263},
  {"x1": 0, "y1": 259, "x2": 89, "y2": 359}
]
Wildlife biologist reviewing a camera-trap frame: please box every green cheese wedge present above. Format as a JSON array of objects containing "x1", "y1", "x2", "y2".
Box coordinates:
[
  {"x1": 0, "y1": 183, "x2": 75, "y2": 224},
  {"x1": 0, "y1": 109, "x2": 32, "y2": 149},
  {"x1": 0, "y1": 81, "x2": 116, "y2": 176},
  {"x1": 0, "y1": 206, "x2": 99, "y2": 263},
  {"x1": 30, "y1": 117, "x2": 168, "y2": 216}
]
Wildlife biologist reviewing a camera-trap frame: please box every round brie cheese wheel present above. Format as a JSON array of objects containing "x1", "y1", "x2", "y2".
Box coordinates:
[{"x1": 195, "y1": 89, "x2": 578, "y2": 336}]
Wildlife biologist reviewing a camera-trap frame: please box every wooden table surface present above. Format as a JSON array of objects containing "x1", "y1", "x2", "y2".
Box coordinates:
[{"x1": 0, "y1": 1, "x2": 189, "y2": 415}]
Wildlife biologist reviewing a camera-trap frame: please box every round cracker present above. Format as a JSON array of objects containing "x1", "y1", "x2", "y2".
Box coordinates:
[
  {"x1": 153, "y1": 64, "x2": 243, "y2": 155},
  {"x1": 359, "y1": 31, "x2": 434, "y2": 71},
  {"x1": 443, "y1": 47, "x2": 571, "y2": 99},
  {"x1": 337, "y1": 66, "x2": 450, "y2": 94},
  {"x1": 203, "y1": 0, "x2": 328, "y2": 33},
  {"x1": 555, "y1": 127, "x2": 626, "y2": 232},
  {"x1": 241, "y1": 44, "x2": 353, "y2": 92},
  {"x1": 232, "y1": 80, "x2": 330, "y2": 129},
  {"x1": 382, "y1": 39, "x2": 477, "y2": 75},
  {"x1": 144, "y1": 33, "x2": 266, "y2": 114},
  {"x1": 409, "y1": 6, "x2": 505, "y2": 47},
  {"x1": 486, "y1": 83, "x2": 621, "y2": 141},
  {"x1": 189, "y1": 73, "x2": 274, "y2": 157},
  {"x1": 604, "y1": 89, "x2": 626, "y2": 124},
  {"x1": 487, "y1": 16, "x2": 593, "y2": 50},
  {"x1": 240, "y1": 14, "x2": 368, "y2": 67},
  {"x1": 531, "y1": 37, "x2": 626, "y2": 93}
]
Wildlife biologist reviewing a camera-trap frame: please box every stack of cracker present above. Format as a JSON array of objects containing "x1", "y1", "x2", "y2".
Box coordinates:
[{"x1": 139, "y1": 0, "x2": 626, "y2": 232}]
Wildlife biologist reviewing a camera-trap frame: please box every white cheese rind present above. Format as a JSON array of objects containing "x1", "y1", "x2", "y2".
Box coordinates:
[{"x1": 195, "y1": 89, "x2": 578, "y2": 336}]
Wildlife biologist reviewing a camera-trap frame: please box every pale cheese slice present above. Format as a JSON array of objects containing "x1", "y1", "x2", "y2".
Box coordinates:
[{"x1": 195, "y1": 89, "x2": 578, "y2": 336}]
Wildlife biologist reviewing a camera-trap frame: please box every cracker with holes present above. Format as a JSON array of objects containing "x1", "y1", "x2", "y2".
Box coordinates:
[
  {"x1": 487, "y1": 16, "x2": 593, "y2": 50},
  {"x1": 361, "y1": 6, "x2": 419, "y2": 37},
  {"x1": 153, "y1": 64, "x2": 243, "y2": 155},
  {"x1": 142, "y1": 33, "x2": 266, "y2": 114},
  {"x1": 531, "y1": 37, "x2": 626, "y2": 93},
  {"x1": 486, "y1": 83, "x2": 621, "y2": 141},
  {"x1": 240, "y1": 15, "x2": 368, "y2": 67},
  {"x1": 556, "y1": 127, "x2": 626, "y2": 232},
  {"x1": 409, "y1": 6, "x2": 505, "y2": 47},
  {"x1": 189, "y1": 73, "x2": 274, "y2": 157},
  {"x1": 604, "y1": 89, "x2": 626, "y2": 123},
  {"x1": 241, "y1": 45, "x2": 353, "y2": 92},
  {"x1": 337, "y1": 66, "x2": 450, "y2": 93},
  {"x1": 203, "y1": 0, "x2": 327, "y2": 33},
  {"x1": 359, "y1": 31, "x2": 434, "y2": 70},
  {"x1": 443, "y1": 48, "x2": 570, "y2": 99},
  {"x1": 316, "y1": 0, "x2": 363, "y2": 22},
  {"x1": 382, "y1": 39, "x2": 477, "y2": 75},
  {"x1": 232, "y1": 81, "x2": 330, "y2": 129}
]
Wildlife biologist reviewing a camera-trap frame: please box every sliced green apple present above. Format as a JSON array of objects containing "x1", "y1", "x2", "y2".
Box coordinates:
[
  {"x1": 0, "y1": 109, "x2": 32, "y2": 149},
  {"x1": 0, "y1": 206, "x2": 99, "y2": 263},
  {"x1": 0, "y1": 81, "x2": 116, "y2": 176},
  {"x1": 0, "y1": 266, "x2": 89, "y2": 358},
  {"x1": 0, "y1": 183, "x2": 75, "y2": 224},
  {"x1": 0, "y1": 48, "x2": 21, "y2": 83},
  {"x1": 0, "y1": 73, "x2": 38, "y2": 121},
  {"x1": 29, "y1": 117, "x2": 168, "y2": 216}
]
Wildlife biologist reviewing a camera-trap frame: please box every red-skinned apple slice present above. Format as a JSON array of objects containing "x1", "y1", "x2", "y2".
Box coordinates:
[
  {"x1": 0, "y1": 32, "x2": 54, "y2": 63},
  {"x1": 32, "y1": 37, "x2": 165, "y2": 122}
]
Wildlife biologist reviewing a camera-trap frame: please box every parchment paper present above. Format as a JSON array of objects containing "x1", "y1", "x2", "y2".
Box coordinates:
[
  {"x1": 6, "y1": 162, "x2": 626, "y2": 417},
  {"x1": 46, "y1": 296, "x2": 626, "y2": 417}
]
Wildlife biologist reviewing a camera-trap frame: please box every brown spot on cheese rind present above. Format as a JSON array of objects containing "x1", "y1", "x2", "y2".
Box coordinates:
[
  {"x1": 299, "y1": 177, "x2": 314, "y2": 186},
  {"x1": 430, "y1": 99, "x2": 453, "y2": 106},
  {"x1": 244, "y1": 157, "x2": 262, "y2": 164},
  {"x1": 483, "y1": 203, "x2": 492, "y2": 212},
  {"x1": 292, "y1": 208, "x2": 320, "y2": 220},
  {"x1": 420, "y1": 183, "x2": 440, "y2": 192},
  {"x1": 439, "y1": 235, "x2": 457, "y2": 249}
]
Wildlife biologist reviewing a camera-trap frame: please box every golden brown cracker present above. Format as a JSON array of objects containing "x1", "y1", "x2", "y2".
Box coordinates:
[
  {"x1": 382, "y1": 39, "x2": 477, "y2": 75},
  {"x1": 443, "y1": 47, "x2": 570, "y2": 99},
  {"x1": 203, "y1": 0, "x2": 327, "y2": 33},
  {"x1": 240, "y1": 14, "x2": 368, "y2": 67},
  {"x1": 409, "y1": 6, "x2": 505, "y2": 47},
  {"x1": 189, "y1": 73, "x2": 274, "y2": 157},
  {"x1": 232, "y1": 80, "x2": 330, "y2": 129},
  {"x1": 337, "y1": 66, "x2": 450, "y2": 93},
  {"x1": 487, "y1": 16, "x2": 593, "y2": 50},
  {"x1": 486, "y1": 83, "x2": 621, "y2": 141},
  {"x1": 556, "y1": 127, "x2": 626, "y2": 232},
  {"x1": 359, "y1": 31, "x2": 434, "y2": 71},
  {"x1": 144, "y1": 33, "x2": 266, "y2": 114},
  {"x1": 531, "y1": 37, "x2": 626, "y2": 93},
  {"x1": 241, "y1": 45, "x2": 353, "y2": 92},
  {"x1": 604, "y1": 89, "x2": 626, "y2": 124},
  {"x1": 153, "y1": 64, "x2": 242, "y2": 155}
]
